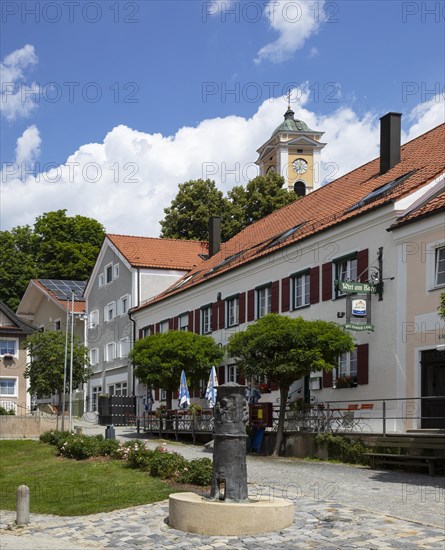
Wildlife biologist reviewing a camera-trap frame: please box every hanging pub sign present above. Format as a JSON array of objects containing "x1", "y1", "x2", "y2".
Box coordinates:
[
  {"x1": 337, "y1": 281, "x2": 376, "y2": 294},
  {"x1": 345, "y1": 293, "x2": 374, "y2": 332}
]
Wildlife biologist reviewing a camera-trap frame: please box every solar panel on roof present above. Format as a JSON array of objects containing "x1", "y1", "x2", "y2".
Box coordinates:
[{"x1": 39, "y1": 279, "x2": 86, "y2": 301}]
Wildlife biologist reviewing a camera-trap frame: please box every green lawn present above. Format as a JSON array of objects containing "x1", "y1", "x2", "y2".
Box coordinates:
[{"x1": 0, "y1": 440, "x2": 174, "y2": 515}]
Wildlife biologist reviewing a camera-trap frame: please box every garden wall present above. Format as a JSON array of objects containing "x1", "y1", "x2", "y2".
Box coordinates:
[{"x1": 0, "y1": 415, "x2": 59, "y2": 439}]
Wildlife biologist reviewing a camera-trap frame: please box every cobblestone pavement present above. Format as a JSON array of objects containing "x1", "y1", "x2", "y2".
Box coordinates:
[{"x1": 1, "y1": 422, "x2": 444, "y2": 549}]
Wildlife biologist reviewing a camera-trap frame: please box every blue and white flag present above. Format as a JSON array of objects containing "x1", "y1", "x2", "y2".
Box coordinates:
[
  {"x1": 205, "y1": 365, "x2": 218, "y2": 408},
  {"x1": 178, "y1": 370, "x2": 190, "y2": 409}
]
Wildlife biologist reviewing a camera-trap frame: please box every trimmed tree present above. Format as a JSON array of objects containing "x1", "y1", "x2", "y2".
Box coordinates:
[
  {"x1": 24, "y1": 331, "x2": 91, "y2": 419},
  {"x1": 130, "y1": 330, "x2": 224, "y2": 409},
  {"x1": 227, "y1": 314, "x2": 355, "y2": 457}
]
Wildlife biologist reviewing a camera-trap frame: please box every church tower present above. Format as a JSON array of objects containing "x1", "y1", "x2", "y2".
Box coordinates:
[{"x1": 256, "y1": 105, "x2": 326, "y2": 196}]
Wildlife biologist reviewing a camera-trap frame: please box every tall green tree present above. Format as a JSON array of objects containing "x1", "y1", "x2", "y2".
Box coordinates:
[
  {"x1": 24, "y1": 331, "x2": 91, "y2": 416},
  {"x1": 227, "y1": 314, "x2": 355, "y2": 456},
  {"x1": 160, "y1": 179, "x2": 233, "y2": 241},
  {"x1": 130, "y1": 330, "x2": 224, "y2": 409},
  {"x1": 0, "y1": 226, "x2": 37, "y2": 310},
  {"x1": 227, "y1": 172, "x2": 297, "y2": 233},
  {"x1": 159, "y1": 173, "x2": 297, "y2": 243},
  {"x1": 34, "y1": 210, "x2": 105, "y2": 279},
  {"x1": 0, "y1": 210, "x2": 105, "y2": 309}
]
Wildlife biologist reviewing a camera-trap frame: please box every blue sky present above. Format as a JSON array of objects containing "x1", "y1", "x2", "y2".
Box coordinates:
[{"x1": 1, "y1": 1, "x2": 444, "y2": 235}]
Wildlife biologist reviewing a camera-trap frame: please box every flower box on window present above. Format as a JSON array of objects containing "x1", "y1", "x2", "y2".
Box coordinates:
[
  {"x1": 2, "y1": 353, "x2": 14, "y2": 360},
  {"x1": 334, "y1": 375, "x2": 357, "y2": 389}
]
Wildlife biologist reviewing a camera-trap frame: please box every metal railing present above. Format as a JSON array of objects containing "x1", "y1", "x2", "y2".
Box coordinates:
[{"x1": 270, "y1": 396, "x2": 445, "y2": 434}]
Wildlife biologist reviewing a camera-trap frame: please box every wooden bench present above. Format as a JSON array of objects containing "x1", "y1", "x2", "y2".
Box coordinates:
[{"x1": 366, "y1": 436, "x2": 445, "y2": 476}]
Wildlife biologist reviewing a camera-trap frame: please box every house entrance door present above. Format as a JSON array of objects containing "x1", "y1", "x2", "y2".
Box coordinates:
[{"x1": 420, "y1": 349, "x2": 445, "y2": 429}]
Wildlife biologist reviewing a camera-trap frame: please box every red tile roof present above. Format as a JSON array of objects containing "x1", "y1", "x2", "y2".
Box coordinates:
[
  {"x1": 33, "y1": 280, "x2": 86, "y2": 313},
  {"x1": 106, "y1": 234, "x2": 208, "y2": 270},
  {"x1": 390, "y1": 189, "x2": 445, "y2": 229},
  {"x1": 134, "y1": 122, "x2": 445, "y2": 311}
]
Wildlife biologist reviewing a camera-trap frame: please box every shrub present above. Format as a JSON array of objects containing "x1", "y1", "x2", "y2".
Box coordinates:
[
  {"x1": 98, "y1": 438, "x2": 121, "y2": 457},
  {"x1": 40, "y1": 430, "x2": 72, "y2": 446},
  {"x1": 0, "y1": 406, "x2": 15, "y2": 415},
  {"x1": 315, "y1": 433, "x2": 368, "y2": 465},
  {"x1": 58, "y1": 434, "x2": 101, "y2": 460},
  {"x1": 148, "y1": 450, "x2": 187, "y2": 480},
  {"x1": 179, "y1": 458, "x2": 212, "y2": 486},
  {"x1": 121, "y1": 441, "x2": 154, "y2": 470}
]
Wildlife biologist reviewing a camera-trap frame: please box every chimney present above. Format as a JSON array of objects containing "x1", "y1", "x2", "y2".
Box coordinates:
[
  {"x1": 380, "y1": 112, "x2": 402, "y2": 175},
  {"x1": 208, "y1": 216, "x2": 221, "y2": 258}
]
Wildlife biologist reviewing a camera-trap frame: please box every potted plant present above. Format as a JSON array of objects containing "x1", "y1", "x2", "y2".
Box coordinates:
[
  {"x1": 258, "y1": 382, "x2": 271, "y2": 394},
  {"x1": 2, "y1": 353, "x2": 14, "y2": 361},
  {"x1": 334, "y1": 375, "x2": 357, "y2": 389}
]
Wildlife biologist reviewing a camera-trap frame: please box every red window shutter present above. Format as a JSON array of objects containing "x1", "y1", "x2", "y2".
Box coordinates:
[
  {"x1": 356, "y1": 344, "x2": 369, "y2": 385},
  {"x1": 173, "y1": 316, "x2": 179, "y2": 330},
  {"x1": 323, "y1": 369, "x2": 333, "y2": 388},
  {"x1": 168, "y1": 318, "x2": 174, "y2": 331},
  {"x1": 188, "y1": 311, "x2": 194, "y2": 332},
  {"x1": 239, "y1": 292, "x2": 246, "y2": 323},
  {"x1": 357, "y1": 249, "x2": 369, "y2": 282},
  {"x1": 281, "y1": 277, "x2": 290, "y2": 312},
  {"x1": 138, "y1": 328, "x2": 143, "y2": 339},
  {"x1": 194, "y1": 387, "x2": 201, "y2": 398},
  {"x1": 271, "y1": 280, "x2": 280, "y2": 313},
  {"x1": 149, "y1": 324, "x2": 154, "y2": 336},
  {"x1": 218, "y1": 300, "x2": 225, "y2": 330},
  {"x1": 310, "y1": 266, "x2": 320, "y2": 304},
  {"x1": 270, "y1": 380, "x2": 279, "y2": 391},
  {"x1": 173, "y1": 390, "x2": 179, "y2": 399},
  {"x1": 322, "y1": 262, "x2": 333, "y2": 301},
  {"x1": 194, "y1": 310, "x2": 200, "y2": 334},
  {"x1": 218, "y1": 366, "x2": 225, "y2": 384},
  {"x1": 212, "y1": 303, "x2": 218, "y2": 332},
  {"x1": 155, "y1": 322, "x2": 161, "y2": 333},
  {"x1": 247, "y1": 289, "x2": 255, "y2": 321},
  {"x1": 238, "y1": 372, "x2": 246, "y2": 385},
  {"x1": 154, "y1": 389, "x2": 159, "y2": 400}
]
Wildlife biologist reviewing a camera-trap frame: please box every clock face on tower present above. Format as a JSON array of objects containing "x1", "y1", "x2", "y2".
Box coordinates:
[{"x1": 292, "y1": 158, "x2": 308, "y2": 174}]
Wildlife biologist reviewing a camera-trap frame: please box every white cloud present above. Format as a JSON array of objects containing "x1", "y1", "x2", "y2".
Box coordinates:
[
  {"x1": 0, "y1": 45, "x2": 40, "y2": 121},
  {"x1": 1, "y1": 93, "x2": 442, "y2": 235},
  {"x1": 255, "y1": 0, "x2": 325, "y2": 64},
  {"x1": 15, "y1": 125, "x2": 41, "y2": 165},
  {"x1": 404, "y1": 94, "x2": 445, "y2": 141}
]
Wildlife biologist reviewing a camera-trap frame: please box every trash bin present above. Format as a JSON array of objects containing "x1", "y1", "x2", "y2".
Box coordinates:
[
  {"x1": 74, "y1": 425, "x2": 82, "y2": 435},
  {"x1": 105, "y1": 425, "x2": 115, "y2": 440}
]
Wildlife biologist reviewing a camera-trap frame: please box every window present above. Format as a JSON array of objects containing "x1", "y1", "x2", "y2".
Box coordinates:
[
  {"x1": 91, "y1": 386, "x2": 102, "y2": 411},
  {"x1": 104, "y1": 302, "x2": 116, "y2": 322},
  {"x1": 141, "y1": 325, "x2": 152, "y2": 338},
  {"x1": 227, "y1": 296, "x2": 239, "y2": 327},
  {"x1": 257, "y1": 286, "x2": 272, "y2": 318},
  {"x1": 119, "y1": 337, "x2": 131, "y2": 358},
  {"x1": 201, "y1": 306, "x2": 212, "y2": 334},
  {"x1": 0, "y1": 377, "x2": 17, "y2": 396},
  {"x1": 108, "y1": 382, "x2": 127, "y2": 396},
  {"x1": 114, "y1": 264, "x2": 119, "y2": 279},
  {"x1": 105, "y1": 263, "x2": 113, "y2": 284},
  {"x1": 0, "y1": 339, "x2": 17, "y2": 356},
  {"x1": 118, "y1": 295, "x2": 130, "y2": 316},
  {"x1": 160, "y1": 389, "x2": 167, "y2": 401},
  {"x1": 98, "y1": 274, "x2": 104, "y2": 288},
  {"x1": 293, "y1": 272, "x2": 310, "y2": 308},
  {"x1": 159, "y1": 320, "x2": 169, "y2": 334},
  {"x1": 335, "y1": 256, "x2": 357, "y2": 296},
  {"x1": 54, "y1": 319, "x2": 61, "y2": 331},
  {"x1": 227, "y1": 365, "x2": 238, "y2": 383},
  {"x1": 89, "y1": 310, "x2": 99, "y2": 328},
  {"x1": 105, "y1": 342, "x2": 116, "y2": 362},
  {"x1": 435, "y1": 246, "x2": 445, "y2": 287},
  {"x1": 90, "y1": 348, "x2": 99, "y2": 365},
  {"x1": 179, "y1": 314, "x2": 189, "y2": 331},
  {"x1": 336, "y1": 348, "x2": 358, "y2": 380}
]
